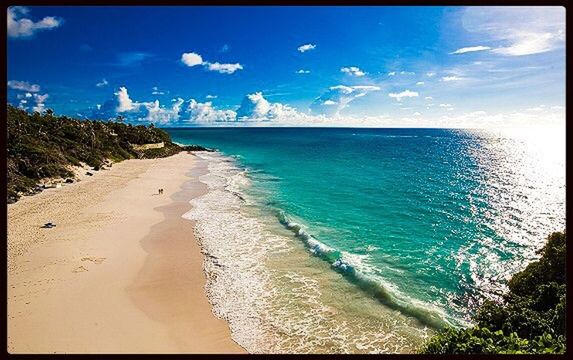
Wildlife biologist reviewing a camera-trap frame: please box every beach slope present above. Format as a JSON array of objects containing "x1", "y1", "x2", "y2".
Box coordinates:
[{"x1": 7, "y1": 152, "x2": 245, "y2": 354}]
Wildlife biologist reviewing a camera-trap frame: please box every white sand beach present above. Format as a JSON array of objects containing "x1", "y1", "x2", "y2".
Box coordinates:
[{"x1": 7, "y1": 152, "x2": 246, "y2": 354}]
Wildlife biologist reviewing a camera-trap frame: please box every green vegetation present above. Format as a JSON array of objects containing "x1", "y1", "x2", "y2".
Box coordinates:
[
  {"x1": 7, "y1": 105, "x2": 210, "y2": 203},
  {"x1": 421, "y1": 231, "x2": 566, "y2": 354}
]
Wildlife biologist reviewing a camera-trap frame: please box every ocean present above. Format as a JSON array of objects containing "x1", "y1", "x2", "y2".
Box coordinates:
[{"x1": 167, "y1": 127, "x2": 565, "y2": 354}]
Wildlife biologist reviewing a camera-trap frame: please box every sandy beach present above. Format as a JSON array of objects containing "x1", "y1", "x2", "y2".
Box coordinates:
[{"x1": 7, "y1": 152, "x2": 246, "y2": 354}]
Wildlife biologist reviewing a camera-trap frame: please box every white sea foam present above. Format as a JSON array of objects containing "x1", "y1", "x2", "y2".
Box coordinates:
[
  {"x1": 183, "y1": 152, "x2": 290, "y2": 352},
  {"x1": 184, "y1": 151, "x2": 433, "y2": 353}
]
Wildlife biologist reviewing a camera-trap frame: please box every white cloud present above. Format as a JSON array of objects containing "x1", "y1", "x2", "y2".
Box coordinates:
[
  {"x1": 341, "y1": 66, "x2": 365, "y2": 77},
  {"x1": 441, "y1": 76, "x2": 464, "y2": 82},
  {"x1": 492, "y1": 32, "x2": 561, "y2": 56},
  {"x1": 96, "y1": 78, "x2": 109, "y2": 87},
  {"x1": 181, "y1": 51, "x2": 243, "y2": 74},
  {"x1": 31, "y1": 93, "x2": 49, "y2": 113},
  {"x1": 7, "y1": 6, "x2": 62, "y2": 38},
  {"x1": 186, "y1": 99, "x2": 237, "y2": 123},
  {"x1": 8, "y1": 80, "x2": 40, "y2": 92},
  {"x1": 236, "y1": 92, "x2": 270, "y2": 119},
  {"x1": 206, "y1": 94, "x2": 217, "y2": 99},
  {"x1": 426, "y1": 72, "x2": 436, "y2": 77},
  {"x1": 450, "y1": 46, "x2": 491, "y2": 54},
  {"x1": 115, "y1": 87, "x2": 138, "y2": 112},
  {"x1": 416, "y1": 82, "x2": 425, "y2": 86},
  {"x1": 181, "y1": 52, "x2": 203, "y2": 67},
  {"x1": 310, "y1": 85, "x2": 380, "y2": 116},
  {"x1": 389, "y1": 71, "x2": 414, "y2": 76},
  {"x1": 462, "y1": 7, "x2": 565, "y2": 56},
  {"x1": 16, "y1": 90, "x2": 47, "y2": 112},
  {"x1": 425, "y1": 96, "x2": 433, "y2": 100},
  {"x1": 297, "y1": 43, "x2": 316, "y2": 53},
  {"x1": 79, "y1": 85, "x2": 565, "y2": 128},
  {"x1": 144, "y1": 98, "x2": 184, "y2": 124},
  {"x1": 205, "y1": 62, "x2": 243, "y2": 74},
  {"x1": 526, "y1": 105, "x2": 545, "y2": 112},
  {"x1": 151, "y1": 86, "x2": 165, "y2": 95},
  {"x1": 16, "y1": 92, "x2": 33, "y2": 99},
  {"x1": 296, "y1": 69, "x2": 311, "y2": 74},
  {"x1": 388, "y1": 90, "x2": 418, "y2": 101}
]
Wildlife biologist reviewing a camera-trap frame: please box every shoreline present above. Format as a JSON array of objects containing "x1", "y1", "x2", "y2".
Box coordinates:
[{"x1": 7, "y1": 152, "x2": 245, "y2": 353}]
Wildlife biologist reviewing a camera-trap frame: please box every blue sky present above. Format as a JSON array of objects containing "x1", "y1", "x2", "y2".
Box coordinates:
[{"x1": 7, "y1": 6, "x2": 566, "y2": 127}]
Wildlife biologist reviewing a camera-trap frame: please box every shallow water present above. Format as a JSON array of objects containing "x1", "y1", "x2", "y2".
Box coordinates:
[{"x1": 172, "y1": 127, "x2": 565, "y2": 353}]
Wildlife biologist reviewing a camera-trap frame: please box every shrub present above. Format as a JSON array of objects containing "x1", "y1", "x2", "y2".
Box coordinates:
[{"x1": 421, "y1": 231, "x2": 566, "y2": 354}]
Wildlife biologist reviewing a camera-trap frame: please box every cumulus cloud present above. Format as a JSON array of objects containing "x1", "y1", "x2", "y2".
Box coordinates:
[
  {"x1": 7, "y1": 80, "x2": 40, "y2": 92},
  {"x1": 310, "y1": 85, "x2": 381, "y2": 116},
  {"x1": 426, "y1": 72, "x2": 436, "y2": 77},
  {"x1": 7, "y1": 6, "x2": 62, "y2": 38},
  {"x1": 31, "y1": 93, "x2": 49, "y2": 113},
  {"x1": 206, "y1": 94, "x2": 217, "y2": 99},
  {"x1": 75, "y1": 85, "x2": 564, "y2": 128},
  {"x1": 186, "y1": 100, "x2": 237, "y2": 123},
  {"x1": 181, "y1": 51, "x2": 243, "y2": 74},
  {"x1": 341, "y1": 66, "x2": 365, "y2": 77},
  {"x1": 450, "y1": 45, "x2": 491, "y2": 54},
  {"x1": 388, "y1": 90, "x2": 418, "y2": 101},
  {"x1": 115, "y1": 87, "x2": 138, "y2": 112},
  {"x1": 296, "y1": 69, "x2": 311, "y2": 74},
  {"x1": 92, "y1": 87, "x2": 185, "y2": 123},
  {"x1": 181, "y1": 52, "x2": 203, "y2": 67},
  {"x1": 462, "y1": 7, "x2": 565, "y2": 56},
  {"x1": 234, "y1": 92, "x2": 322, "y2": 124},
  {"x1": 16, "y1": 91, "x2": 48, "y2": 113},
  {"x1": 416, "y1": 82, "x2": 425, "y2": 86},
  {"x1": 297, "y1": 43, "x2": 316, "y2": 52},
  {"x1": 96, "y1": 78, "x2": 109, "y2": 87},
  {"x1": 236, "y1": 92, "x2": 270, "y2": 119},
  {"x1": 144, "y1": 98, "x2": 185, "y2": 124}
]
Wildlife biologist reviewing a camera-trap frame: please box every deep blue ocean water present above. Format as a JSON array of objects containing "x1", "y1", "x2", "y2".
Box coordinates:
[{"x1": 170, "y1": 127, "x2": 565, "y2": 353}]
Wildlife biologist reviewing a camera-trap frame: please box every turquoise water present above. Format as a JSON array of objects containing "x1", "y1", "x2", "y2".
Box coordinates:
[{"x1": 170, "y1": 127, "x2": 565, "y2": 353}]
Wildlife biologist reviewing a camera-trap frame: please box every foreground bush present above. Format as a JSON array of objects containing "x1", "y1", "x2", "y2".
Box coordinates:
[{"x1": 421, "y1": 231, "x2": 566, "y2": 354}]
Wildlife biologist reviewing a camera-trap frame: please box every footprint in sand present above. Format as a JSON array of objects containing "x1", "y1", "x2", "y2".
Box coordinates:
[
  {"x1": 72, "y1": 266, "x2": 89, "y2": 273},
  {"x1": 81, "y1": 256, "x2": 106, "y2": 264}
]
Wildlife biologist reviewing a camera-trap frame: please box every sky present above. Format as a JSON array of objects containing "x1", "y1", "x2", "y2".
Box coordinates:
[{"x1": 7, "y1": 6, "x2": 566, "y2": 128}]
